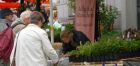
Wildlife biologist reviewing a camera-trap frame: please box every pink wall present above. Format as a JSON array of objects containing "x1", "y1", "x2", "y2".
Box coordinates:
[{"x1": 75, "y1": 0, "x2": 96, "y2": 41}]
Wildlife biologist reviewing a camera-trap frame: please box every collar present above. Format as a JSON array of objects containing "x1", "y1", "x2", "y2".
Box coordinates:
[{"x1": 27, "y1": 24, "x2": 40, "y2": 28}]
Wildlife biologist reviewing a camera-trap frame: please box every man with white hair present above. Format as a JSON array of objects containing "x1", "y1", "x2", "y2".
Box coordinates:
[{"x1": 11, "y1": 10, "x2": 32, "y2": 36}]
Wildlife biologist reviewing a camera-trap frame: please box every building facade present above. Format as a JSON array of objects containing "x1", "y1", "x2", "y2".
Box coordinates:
[
  {"x1": 57, "y1": 0, "x2": 140, "y2": 31},
  {"x1": 105, "y1": 0, "x2": 139, "y2": 31},
  {"x1": 57, "y1": 0, "x2": 74, "y2": 24}
]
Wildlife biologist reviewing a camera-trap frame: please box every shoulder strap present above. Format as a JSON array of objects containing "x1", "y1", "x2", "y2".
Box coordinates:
[
  {"x1": 11, "y1": 22, "x2": 24, "y2": 28},
  {"x1": 6, "y1": 23, "x2": 10, "y2": 27}
]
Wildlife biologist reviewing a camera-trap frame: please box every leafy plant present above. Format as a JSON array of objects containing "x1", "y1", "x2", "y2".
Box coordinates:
[
  {"x1": 68, "y1": 0, "x2": 75, "y2": 11},
  {"x1": 69, "y1": 31, "x2": 140, "y2": 57},
  {"x1": 68, "y1": 50, "x2": 80, "y2": 56},
  {"x1": 64, "y1": 23, "x2": 74, "y2": 30},
  {"x1": 99, "y1": 3, "x2": 119, "y2": 32},
  {"x1": 54, "y1": 28, "x2": 61, "y2": 42},
  {"x1": 78, "y1": 42, "x2": 93, "y2": 56},
  {"x1": 42, "y1": 23, "x2": 61, "y2": 42}
]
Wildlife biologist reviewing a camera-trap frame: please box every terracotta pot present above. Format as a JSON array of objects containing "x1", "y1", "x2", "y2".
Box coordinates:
[
  {"x1": 99, "y1": 23, "x2": 105, "y2": 33},
  {"x1": 109, "y1": 23, "x2": 113, "y2": 31}
]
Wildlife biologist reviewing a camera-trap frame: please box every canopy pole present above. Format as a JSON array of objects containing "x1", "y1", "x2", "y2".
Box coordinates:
[{"x1": 50, "y1": 0, "x2": 54, "y2": 44}]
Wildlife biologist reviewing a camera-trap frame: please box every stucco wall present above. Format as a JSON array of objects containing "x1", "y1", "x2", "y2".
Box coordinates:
[{"x1": 105, "y1": 0, "x2": 137, "y2": 31}]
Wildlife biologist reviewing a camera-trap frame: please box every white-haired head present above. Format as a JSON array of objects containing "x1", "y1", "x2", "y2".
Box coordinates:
[{"x1": 20, "y1": 10, "x2": 32, "y2": 25}]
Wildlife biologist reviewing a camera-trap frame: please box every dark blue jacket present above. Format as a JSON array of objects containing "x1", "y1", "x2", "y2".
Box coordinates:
[{"x1": 62, "y1": 29, "x2": 90, "y2": 54}]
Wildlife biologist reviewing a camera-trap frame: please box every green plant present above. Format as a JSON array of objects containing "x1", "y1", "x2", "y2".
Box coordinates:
[
  {"x1": 42, "y1": 22, "x2": 50, "y2": 29},
  {"x1": 78, "y1": 42, "x2": 93, "y2": 56},
  {"x1": 68, "y1": 0, "x2": 75, "y2": 11},
  {"x1": 99, "y1": 3, "x2": 118, "y2": 31},
  {"x1": 68, "y1": 50, "x2": 80, "y2": 56},
  {"x1": 68, "y1": 42, "x2": 93, "y2": 56},
  {"x1": 64, "y1": 24, "x2": 74, "y2": 30},
  {"x1": 69, "y1": 31, "x2": 140, "y2": 57},
  {"x1": 42, "y1": 23, "x2": 61, "y2": 42},
  {"x1": 54, "y1": 28, "x2": 61, "y2": 42}
]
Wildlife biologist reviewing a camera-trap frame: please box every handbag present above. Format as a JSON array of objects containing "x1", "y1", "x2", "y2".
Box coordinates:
[{"x1": 11, "y1": 32, "x2": 20, "y2": 66}]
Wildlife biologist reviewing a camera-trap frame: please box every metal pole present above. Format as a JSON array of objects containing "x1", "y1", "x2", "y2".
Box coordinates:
[{"x1": 50, "y1": 0, "x2": 54, "y2": 44}]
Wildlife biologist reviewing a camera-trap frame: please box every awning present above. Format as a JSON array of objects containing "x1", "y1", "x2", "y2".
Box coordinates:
[
  {"x1": 24, "y1": 0, "x2": 49, "y2": 4},
  {"x1": 2, "y1": 0, "x2": 18, "y2": 2},
  {"x1": 41, "y1": 0, "x2": 49, "y2": 4},
  {"x1": 0, "y1": 2, "x2": 20, "y2": 8},
  {"x1": 25, "y1": 0, "x2": 36, "y2": 2}
]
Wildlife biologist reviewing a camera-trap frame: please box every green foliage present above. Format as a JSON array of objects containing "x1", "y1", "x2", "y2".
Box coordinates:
[
  {"x1": 68, "y1": 0, "x2": 75, "y2": 11},
  {"x1": 69, "y1": 31, "x2": 140, "y2": 56},
  {"x1": 68, "y1": 42, "x2": 93, "y2": 56},
  {"x1": 54, "y1": 28, "x2": 61, "y2": 42},
  {"x1": 42, "y1": 23, "x2": 74, "y2": 42},
  {"x1": 68, "y1": 50, "x2": 80, "y2": 56},
  {"x1": 78, "y1": 42, "x2": 93, "y2": 56},
  {"x1": 64, "y1": 24, "x2": 74, "y2": 30},
  {"x1": 42, "y1": 22, "x2": 50, "y2": 29},
  {"x1": 99, "y1": 4, "x2": 118, "y2": 31},
  {"x1": 96, "y1": 0, "x2": 104, "y2": 5},
  {"x1": 42, "y1": 22, "x2": 61, "y2": 42}
]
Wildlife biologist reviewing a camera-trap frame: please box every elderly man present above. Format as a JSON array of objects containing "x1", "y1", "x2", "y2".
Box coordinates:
[
  {"x1": 11, "y1": 10, "x2": 32, "y2": 36},
  {"x1": 0, "y1": 8, "x2": 14, "y2": 66},
  {"x1": 10, "y1": 11, "x2": 59, "y2": 66}
]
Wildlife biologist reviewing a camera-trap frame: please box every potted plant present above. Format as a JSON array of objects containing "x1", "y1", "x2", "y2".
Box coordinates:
[
  {"x1": 99, "y1": 3, "x2": 118, "y2": 32},
  {"x1": 68, "y1": 0, "x2": 76, "y2": 13}
]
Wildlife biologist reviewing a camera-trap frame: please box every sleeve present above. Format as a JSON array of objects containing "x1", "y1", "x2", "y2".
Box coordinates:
[
  {"x1": 0, "y1": 23, "x2": 7, "y2": 32},
  {"x1": 62, "y1": 43, "x2": 67, "y2": 54},
  {"x1": 62, "y1": 43, "x2": 75, "y2": 54},
  {"x1": 13, "y1": 24, "x2": 25, "y2": 35},
  {"x1": 40, "y1": 32, "x2": 59, "y2": 63}
]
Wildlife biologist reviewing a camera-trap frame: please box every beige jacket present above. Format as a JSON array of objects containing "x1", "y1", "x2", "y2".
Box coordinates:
[
  {"x1": 10, "y1": 24, "x2": 58, "y2": 66},
  {"x1": 11, "y1": 18, "x2": 25, "y2": 38}
]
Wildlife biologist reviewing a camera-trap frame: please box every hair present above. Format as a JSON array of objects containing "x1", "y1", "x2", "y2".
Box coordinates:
[
  {"x1": 30, "y1": 11, "x2": 45, "y2": 24},
  {"x1": 60, "y1": 29, "x2": 73, "y2": 41},
  {"x1": 0, "y1": 8, "x2": 13, "y2": 19},
  {"x1": 20, "y1": 10, "x2": 32, "y2": 20}
]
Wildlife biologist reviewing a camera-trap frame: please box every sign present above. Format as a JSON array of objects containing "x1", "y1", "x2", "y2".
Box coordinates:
[{"x1": 75, "y1": 0, "x2": 96, "y2": 41}]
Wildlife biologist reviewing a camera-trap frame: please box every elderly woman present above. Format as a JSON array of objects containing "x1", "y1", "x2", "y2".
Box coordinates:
[{"x1": 11, "y1": 10, "x2": 32, "y2": 37}]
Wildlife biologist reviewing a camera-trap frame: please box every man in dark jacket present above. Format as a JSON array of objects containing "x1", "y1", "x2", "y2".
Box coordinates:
[
  {"x1": 0, "y1": 8, "x2": 13, "y2": 66},
  {"x1": 60, "y1": 29, "x2": 90, "y2": 54},
  {"x1": 0, "y1": 8, "x2": 13, "y2": 32}
]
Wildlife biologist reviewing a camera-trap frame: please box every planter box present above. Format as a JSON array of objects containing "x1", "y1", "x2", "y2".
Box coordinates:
[
  {"x1": 69, "y1": 55, "x2": 119, "y2": 62},
  {"x1": 69, "y1": 50, "x2": 140, "y2": 62}
]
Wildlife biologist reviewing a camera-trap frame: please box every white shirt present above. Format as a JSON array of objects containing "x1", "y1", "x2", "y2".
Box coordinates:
[{"x1": 10, "y1": 24, "x2": 58, "y2": 66}]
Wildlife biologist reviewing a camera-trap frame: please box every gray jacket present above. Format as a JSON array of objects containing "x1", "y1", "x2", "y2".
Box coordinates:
[
  {"x1": 0, "y1": 19, "x2": 12, "y2": 32},
  {"x1": 11, "y1": 18, "x2": 25, "y2": 37}
]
